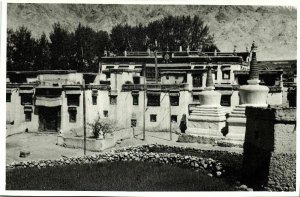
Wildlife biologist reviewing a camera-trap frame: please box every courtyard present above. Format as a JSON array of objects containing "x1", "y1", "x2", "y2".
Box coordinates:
[{"x1": 6, "y1": 131, "x2": 242, "y2": 164}]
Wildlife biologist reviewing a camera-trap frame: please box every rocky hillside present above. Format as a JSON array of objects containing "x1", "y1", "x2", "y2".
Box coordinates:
[{"x1": 7, "y1": 4, "x2": 297, "y2": 60}]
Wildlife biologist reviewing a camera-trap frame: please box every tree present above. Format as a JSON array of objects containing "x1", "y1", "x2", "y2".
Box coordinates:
[
  {"x1": 7, "y1": 26, "x2": 36, "y2": 71},
  {"x1": 35, "y1": 33, "x2": 51, "y2": 70},
  {"x1": 49, "y1": 23, "x2": 73, "y2": 70},
  {"x1": 109, "y1": 15, "x2": 219, "y2": 54},
  {"x1": 7, "y1": 28, "x2": 15, "y2": 71}
]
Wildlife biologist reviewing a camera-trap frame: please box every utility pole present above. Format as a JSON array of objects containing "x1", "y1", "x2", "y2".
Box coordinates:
[
  {"x1": 154, "y1": 40, "x2": 158, "y2": 83},
  {"x1": 83, "y1": 79, "x2": 86, "y2": 155},
  {"x1": 169, "y1": 91, "x2": 172, "y2": 141},
  {"x1": 81, "y1": 45, "x2": 87, "y2": 155},
  {"x1": 143, "y1": 63, "x2": 146, "y2": 140}
]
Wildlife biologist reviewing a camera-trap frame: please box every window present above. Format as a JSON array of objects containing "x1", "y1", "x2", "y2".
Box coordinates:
[
  {"x1": 171, "y1": 115, "x2": 177, "y2": 123},
  {"x1": 92, "y1": 96, "x2": 97, "y2": 105},
  {"x1": 25, "y1": 112, "x2": 32, "y2": 122},
  {"x1": 215, "y1": 72, "x2": 218, "y2": 80},
  {"x1": 166, "y1": 75, "x2": 169, "y2": 80},
  {"x1": 222, "y1": 70, "x2": 230, "y2": 80},
  {"x1": 193, "y1": 95, "x2": 200, "y2": 102},
  {"x1": 192, "y1": 74, "x2": 203, "y2": 87},
  {"x1": 69, "y1": 110, "x2": 77, "y2": 123},
  {"x1": 110, "y1": 96, "x2": 117, "y2": 105},
  {"x1": 133, "y1": 76, "x2": 140, "y2": 84},
  {"x1": 133, "y1": 95, "x2": 139, "y2": 105},
  {"x1": 170, "y1": 96, "x2": 179, "y2": 106},
  {"x1": 67, "y1": 95, "x2": 80, "y2": 106},
  {"x1": 6, "y1": 93, "x2": 11, "y2": 102},
  {"x1": 221, "y1": 95, "x2": 231, "y2": 106},
  {"x1": 147, "y1": 95, "x2": 160, "y2": 106},
  {"x1": 103, "y1": 110, "x2": 108, "y2": 117},
  {"x1": 105, "y1": 73, "x2": 111, "y2": 80},
  {"x1": 175, "y1": 76, "x2": 178, "y2": 79},
  {"x1": 150, "y1": 114, "x2": 157, "y2": 122},
  {"x1": 146, "y1": 67, "x2": 156, "y2": 80},
  {"x1": 20, "y1": 94, "x2": 33, "y2": 105},
  {"x1": 131, "y1": 119, "x2": 137, "y2": 127}
]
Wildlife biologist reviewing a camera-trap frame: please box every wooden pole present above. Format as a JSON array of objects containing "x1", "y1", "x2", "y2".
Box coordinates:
[
  {"x1": 143, "y1": 63, "x2": 146, "y2": 140},
  {"x1": 154, "y1": 40, "x2": 158, "y2": 84},
  {"x1": 81, "y1": 45, "x2": 87, "y2": 155},
  {"x1": 83, "y1": 78, "x2": 86, "y2": 155},
  {"x1": 169, "y1": 91, "x2": 172, "y2": 141}
]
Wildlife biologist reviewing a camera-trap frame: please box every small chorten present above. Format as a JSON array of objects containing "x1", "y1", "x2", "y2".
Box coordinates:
[
  {"x1": 187, "y1": 45, "x2": 190, "y2": 53},
  {"x1": 214, "y1": 49, "x2": 217, "y2": 56},
  {"x1": 233, "y1": 45, "x2": 237, "y2": 56},
  {"x1": 239, "y1": 41, "x2": 269, "y2": 106},
  {"x1": 227, "y1": 41, "x2": 269, "y2": 145},
  {"x1": 185, "y1": 63, "x2": 227, "y2": 137}
]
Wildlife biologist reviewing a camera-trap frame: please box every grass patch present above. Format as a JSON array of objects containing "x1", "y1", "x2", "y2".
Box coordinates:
[{"x1": 7, "y1": 161, "x2": 235, "y2": 191}]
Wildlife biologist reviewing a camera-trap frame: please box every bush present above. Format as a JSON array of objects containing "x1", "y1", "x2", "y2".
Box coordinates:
[{"x1": 88, "y1": 116, "x2": 116, "y2": 139}]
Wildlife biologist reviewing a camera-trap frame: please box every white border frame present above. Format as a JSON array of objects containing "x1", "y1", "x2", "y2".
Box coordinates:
[{"x1": 0, "y1": 0, "x2": 299, "y2": 196}]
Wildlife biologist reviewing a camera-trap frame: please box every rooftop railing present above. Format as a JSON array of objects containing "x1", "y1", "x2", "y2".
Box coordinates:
[{"x1": 122, "y1": 83, "x2": 189, "y2": 91}]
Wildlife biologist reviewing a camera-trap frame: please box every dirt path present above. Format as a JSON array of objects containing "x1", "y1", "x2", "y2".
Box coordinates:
[{"x1": 6, "y1": 132, "x2": 242, "y2": 164}]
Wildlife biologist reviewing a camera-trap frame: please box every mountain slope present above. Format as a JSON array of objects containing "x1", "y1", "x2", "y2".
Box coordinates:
[{"x1": 7, "y1": 4, "x2": 297, "y2": 60}]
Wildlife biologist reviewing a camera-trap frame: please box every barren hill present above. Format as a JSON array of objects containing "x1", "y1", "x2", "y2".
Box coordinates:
[{"x1": 7, "y1": 4, "x2": 297, "y2": 60}]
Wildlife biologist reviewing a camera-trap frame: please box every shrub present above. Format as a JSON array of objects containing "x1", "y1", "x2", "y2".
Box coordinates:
[
  {"x1": 88, "y1": 116, "x2": 116, "y2": 139},
  {"x1": 124, "y1": 80, "x2": 133, "y2": 84}
]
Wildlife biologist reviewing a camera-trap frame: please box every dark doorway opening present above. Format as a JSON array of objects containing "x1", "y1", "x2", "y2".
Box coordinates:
[{"x1": 38, "y1": 106, "x2": 61, "y2": 132}]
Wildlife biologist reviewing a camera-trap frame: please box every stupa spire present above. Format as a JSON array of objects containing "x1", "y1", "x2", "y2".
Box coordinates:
[
  {"x1": 249, "y1": 41, "x2": 259, "y2": 81},
  {"x1": 205, "y1": 58, "x2": 214, "y2": 90},
  {"x1": 206, "y1": 66, "x2": 214, "y2": 89}
]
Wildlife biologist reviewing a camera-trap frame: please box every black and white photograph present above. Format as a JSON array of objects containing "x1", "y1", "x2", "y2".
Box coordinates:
[{"x1": 2, "y1": 0, "x2": 298, "y2": 195}]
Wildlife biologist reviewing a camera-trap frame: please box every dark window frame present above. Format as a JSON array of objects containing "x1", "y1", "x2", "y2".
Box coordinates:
[
  {"x1": 147, "y1": 95, "x2": 160, "y2": 106},
  {"x1": 170, "y1": 96, "x2": 179, "y2": 106},
  {"x1": 171, "y1": 115, "x2": 177, "y2": 123},
  {"x1": 192, "y1": 74, "x2": 203, "y2": 87},
  {"x1": 109, "y1": 95, "x2": 117, "y2": 105},
  {"x1": 20, "y1": 93, "x2": 33, "y2": 105},
  {"x1": 25, "y1": 111, "x2": 32, "y2": 122},
  {"x1": 69, "y1": 110, "x2": 77, "y2": 123},
  {"x1": 67, "y1": 95, "x2": 80, "y2": 106},
  {"x1": 193, "y1": 95, "x2": 200, "y2": 102},
  {"x1": 92, "y1": 96, "x2": 97, "y2": 105},
  {"x1": 103, "y1": 110, "x2": 108, "y2": 117},
  {"x1": 6, "y1": 93, "x2": 11, "y2": 102},
  {"x1": 222, "y1": 70, "x2": 231, "y2": 80},
  {"x1": 133, "y1": 95, "x2": 139, "y2": 105},
  {"x1": 150, "y1": 114, "x2": 157, "y2": 122},
  {"x1": 221, "y1": 95, "x2": 231, "y2": 106}
]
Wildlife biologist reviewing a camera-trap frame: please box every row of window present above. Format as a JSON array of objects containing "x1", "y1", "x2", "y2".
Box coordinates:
[
  {"x1": 69, "y1": 109, "x2": 109, "y2": 123},
  {"x1": 9, "y1": 92, "x2": 230, "y2": 108},
  {"x1": 106, "y1": 95, "x2": 179, "y2": 106},
  {"x1": 149, "y1": 114, "x2": 177, "y2": 123},
  {"x1": 131, "y1": 115, "x2": 178, "y2": 127}
]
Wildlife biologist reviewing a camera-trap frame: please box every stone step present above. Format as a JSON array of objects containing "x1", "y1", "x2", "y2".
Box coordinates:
[
  {"x1": 230, "y1": 111, "x2": 245, "y2": 115},
  {"x1": 229, "y1": 114, "x2": 246, "y2": 118}
]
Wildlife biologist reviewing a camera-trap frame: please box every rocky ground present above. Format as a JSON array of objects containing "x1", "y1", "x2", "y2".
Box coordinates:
[{"x1": 6, "y1": 131, "x2": 242, "y2": 164}]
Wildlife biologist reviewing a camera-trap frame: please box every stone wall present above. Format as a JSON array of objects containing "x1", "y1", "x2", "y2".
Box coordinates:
[
  {"x1": 7, "y1": 144, "x2": 228, "y2": 179},
  {"x1": 242, "y1": 106, "x2": 296, "y2": 191}
]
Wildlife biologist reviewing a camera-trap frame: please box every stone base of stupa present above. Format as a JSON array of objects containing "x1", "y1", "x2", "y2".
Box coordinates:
[
  {"x1": 185, "y1": 105, "x2": 227, "y2": 138},
  {"x1": 227, "y1": 104, "x2": 268, "y2": 146},
  {"x1": 226, "y1": 84, "x2": 269, "y2": 145}
]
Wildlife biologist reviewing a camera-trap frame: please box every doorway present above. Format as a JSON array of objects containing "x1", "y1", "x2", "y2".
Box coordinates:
[{"x1": 38, "y1": 106, "x2": 61, "y2": 132}]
